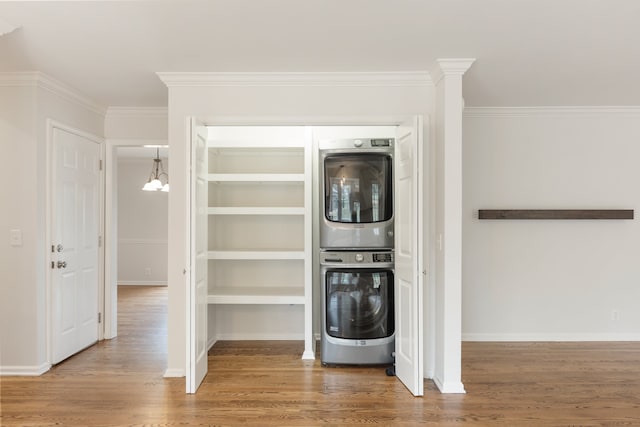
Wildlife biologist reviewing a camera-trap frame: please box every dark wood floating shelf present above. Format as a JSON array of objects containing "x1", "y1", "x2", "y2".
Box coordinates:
[{"x1": 478, "y1": 209, "x2": 634, "y2": 220}]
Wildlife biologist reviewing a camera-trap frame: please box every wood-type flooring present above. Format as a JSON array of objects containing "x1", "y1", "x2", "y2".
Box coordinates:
[{"x1": 1, "y1": 285, "x2": 639, "y2": 426}]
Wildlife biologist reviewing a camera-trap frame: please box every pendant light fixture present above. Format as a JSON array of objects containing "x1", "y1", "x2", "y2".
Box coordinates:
[{"x1": 142, "y1": 148, "x2": 169, "y2": 192}]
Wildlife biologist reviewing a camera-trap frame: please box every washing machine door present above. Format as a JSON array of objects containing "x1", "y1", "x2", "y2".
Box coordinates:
[{"x1": 325, "y1": 269, "x2": 394, "y2": 339}]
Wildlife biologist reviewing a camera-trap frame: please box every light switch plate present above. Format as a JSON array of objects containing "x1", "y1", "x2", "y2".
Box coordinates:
[{"x1": 10, "y1": 229, "x2": 22, "y2": 247}]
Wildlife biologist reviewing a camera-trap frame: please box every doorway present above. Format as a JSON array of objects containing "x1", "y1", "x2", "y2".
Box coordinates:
[
  {"x1": 187, "y1": 122, "x2": 425, "y2": 395},
  {"x1": 103, "y1": 141, "x2": 169, "y2": 345}
]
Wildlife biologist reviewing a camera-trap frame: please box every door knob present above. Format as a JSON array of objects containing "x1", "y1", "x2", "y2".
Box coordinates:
[
  {"x1": 56, "y1": 244, "x2": 63, "y2": 252},
  {"x1": 57, "y1": 261, "x2": 67, "y2": 269}
]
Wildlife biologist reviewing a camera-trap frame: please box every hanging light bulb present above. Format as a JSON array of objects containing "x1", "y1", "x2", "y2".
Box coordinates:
[
  {"x1": 142, "y1": 181, "x2": 157, "y2": 191},
  {"x1": 142, "y1": 148, "x2": 169, "y2": 192}
]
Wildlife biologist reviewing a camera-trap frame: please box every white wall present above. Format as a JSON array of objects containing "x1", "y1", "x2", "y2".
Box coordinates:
[
  {"x1": 105, "y1": 107, "x2": 168, "y2": 140},
  {"x1": 0, "y1": 73, "x2": 104, "y2": 374},
  {"x1": 117, "y1": 157, "x2": 168, "y2": 285},
  {"x1": 463, "y1": 108, "x2": 640, "y2": 341},
  {"x1": 0, "y1": 84, "x2": 39, "y2": 372}
]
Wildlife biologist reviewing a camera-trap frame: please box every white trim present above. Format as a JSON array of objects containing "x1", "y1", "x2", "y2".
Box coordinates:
[
  {"x1": 157, "y1": 71, "x2": 432, "y2": 88},
  {"x1": 207, "y1": 337, "x2": 217, "y2": 352},
  {"x1": 464, "y1": 106, "x2": 640, "y2": 117},
  {"x1": 104, "y1": 138, "x2": 168, "y2": 340},
  {"x1": 107, "y1": 138, "x2": 169, "y2": 146},
  {"x1": 0, "y1": 363, "x2": 51, "y2": 376},
  {"x1": 0, "y1": 71, "x2": 38, "y2": 86},
  {"x1": 0, "y1": 18, "x2": 19, "y2": 36},
  {"x1": 433, "y1": 376, "x2": 467, "y2": 394},
  {"x1": 302, "y1": 127, "x2": 314, "y2": 360},
  {"x1": 198, "y1": 115, "x2": 413, "y2": 127},
  {"x1": 118, "y1": 238, "x2": 169, "y2": 245},
  {"x1": 463, "y1": 333, "x2": 640, "y2": 342},
  {"x1": 0, "y1": 72, "x2": 106, "y2": 115},
  {"x1": 185, "y1": 114, "x2": 427, "y2": 393},
  {"x1": 430, "y1": 59, "x2": 476, "y2": 85},
  {"x1": 118, "y1": 281, "x2": 168, "y2": 286},
  {"x1": 163, "y1": 368, "x2": 185, "y2": 378}
]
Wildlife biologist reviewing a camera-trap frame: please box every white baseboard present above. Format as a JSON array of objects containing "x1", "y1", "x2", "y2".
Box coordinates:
[
  {"x1": 118, "y1": 281, "x2": 167, "y2": 286},
  {"x1": 424, "y1": 367, "x2": 435, "y2": 380},
  {"x1": 163, "y1": 368, "x2": 185, "y2": 378},
  {"x1": 0, "y1": 362, "x2": 50, "y2": 376},
  {"x1": 207, "y1": 337, "x2": 217, "y2": 351},
  {"x1": 433, "y1": 376, "x2": 466, "y2": 394},
  {"x1": 213, "y1": 333, "x2": 305, "y2": 341},
  {"x1": 462, "y1": 333, "x2": 640, "y2": 342}
]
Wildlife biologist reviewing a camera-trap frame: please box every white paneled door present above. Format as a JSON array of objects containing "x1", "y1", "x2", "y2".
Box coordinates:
[
  {"x1": 187, "y1": 118, "x2": 209, "y2": 393},
  {"x1": 394, "y1": 116, "x2": 424, "y2": 396},
  {"x1": 51, "y1": 126, "x2": 101, "y2": 364}
]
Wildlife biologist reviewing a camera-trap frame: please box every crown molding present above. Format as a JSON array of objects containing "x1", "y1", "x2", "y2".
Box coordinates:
[
  {"x1": 106, "y1": 106, "x2": 168, "y2": 118},
  {"x1": 431, "y1": 58, "x2": 476, "y2": 85},
  {"x1": 0, "y1": 71, "x2": 41, "y2": 86},
  {"x1": 464, "y1": 106, "x2": 640, "y2": 118},
  {"x1": 0, "y1": 71, "x2": 106, "y2": 115},
  {"x1": 157, "y1": 71, "x2": 433, "y2": 88},
  {"x1": 0, "y1": 18, "x2": 19, "y2": 36}
]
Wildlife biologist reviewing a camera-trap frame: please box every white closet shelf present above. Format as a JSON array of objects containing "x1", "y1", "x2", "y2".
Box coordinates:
[
  {"x1": 207, "y1": 287, "x2": 305, "y2": 305},
  {"x1": 207, "y1": 250, "x2": 305, "y2": 260},
  {"x1": 207, "y1": 140, "x2": 305, "y2": 148},
  {"x1": 207, "y1": 173, "x2": 304, "y2": 182},
  {"x1": 207, "y1": 207, "x2": 305, "y2": 215}
]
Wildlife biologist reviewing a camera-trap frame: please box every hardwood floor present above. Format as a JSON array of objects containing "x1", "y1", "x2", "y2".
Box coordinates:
[{"x1": 2, "y1": 285, "x2": 640, "y2": 426}]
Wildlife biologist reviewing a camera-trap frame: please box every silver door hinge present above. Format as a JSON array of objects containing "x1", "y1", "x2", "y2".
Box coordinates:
[
  {"x1": 99, "y1": 160, "x2": 103, "y2": 171},
  {"x1": 98, "y1": 312, "x2": 102, "y2": 323},
  {"x1": 98, "y1": 236, "x2": 102, "y2": 247}
]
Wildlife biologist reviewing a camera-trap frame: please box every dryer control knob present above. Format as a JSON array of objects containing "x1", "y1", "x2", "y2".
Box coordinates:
[
  {"x1": 355, "y1": 253, "x2": 364, "y2": 262},
  {"x1": 354, "y1": 139, "x2": 363, "y2": 147}
]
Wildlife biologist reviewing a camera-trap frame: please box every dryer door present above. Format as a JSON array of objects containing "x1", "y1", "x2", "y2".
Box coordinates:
[{"x1": 323, "y1": 154, "x2": 393, "y2": 224}]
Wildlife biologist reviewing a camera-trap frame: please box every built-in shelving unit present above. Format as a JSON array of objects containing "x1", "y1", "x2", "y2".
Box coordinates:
[
  {"x1": 206, "y1": 127, "x2": 313, "y2": 359},
  {"x1": 207, "y1": 287, "x2": 305, "y2": 305},
  {"x1": 207, "y1": 173, "x2": 305, "y2": 182},
  {"x1": 207, "y1": 250, "x2": 305, "y2": 260},
  {"x1": 207, "y1": 207, "x2": 305, "y2": 215}
]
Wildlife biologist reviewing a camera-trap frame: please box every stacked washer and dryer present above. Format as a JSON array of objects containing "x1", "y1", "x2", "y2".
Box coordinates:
[{"x1": 318, "y1": 138, "x2": 395, "y2": 366}]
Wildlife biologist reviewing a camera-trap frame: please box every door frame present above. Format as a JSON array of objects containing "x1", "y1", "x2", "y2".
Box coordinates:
[
  {"x1": 185, "y1": 115, "x2": 433, "y2": 391},
  {"x1": 45, "y1": 119, "x2": 105, "y2": 365},
  {"x1": 103, "y1": 138, "x2": 169, "y2": 340}
]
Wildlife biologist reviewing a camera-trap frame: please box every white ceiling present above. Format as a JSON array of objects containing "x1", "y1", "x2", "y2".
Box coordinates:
[{"x1": 1, "y1": 0, "x2": 639, "y2": 108}]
